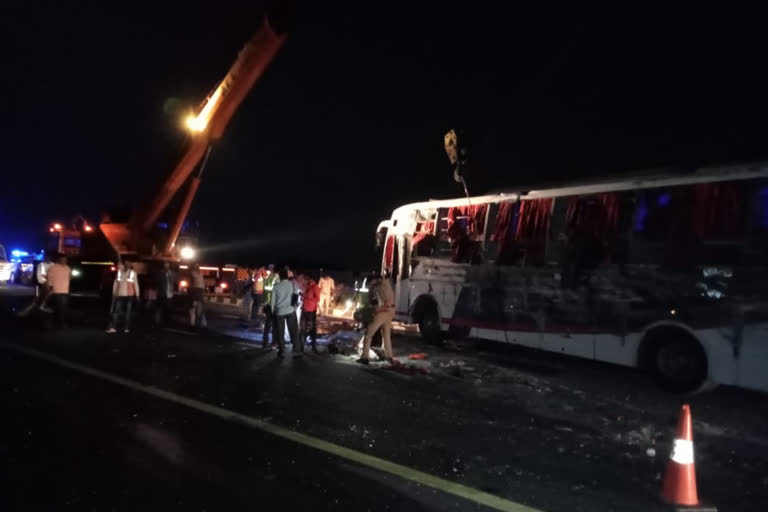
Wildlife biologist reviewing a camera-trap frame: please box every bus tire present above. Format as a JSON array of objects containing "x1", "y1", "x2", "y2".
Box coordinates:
[
  {"x1": 413, "y1": 296, "x2": 442, "y2": 344},
  {"x1": 418, "y1": 311, "x2": 442, "y2": 344},
  {"x1": 641, "y1": 328, "x2": 707, "y2": 392}
]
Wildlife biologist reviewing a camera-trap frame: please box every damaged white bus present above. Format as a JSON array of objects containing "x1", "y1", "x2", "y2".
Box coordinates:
[{"x1": 376, "y1": 163, "x2": 768, "y2": 392}]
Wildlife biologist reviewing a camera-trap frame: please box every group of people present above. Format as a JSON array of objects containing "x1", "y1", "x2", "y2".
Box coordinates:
[
  {"x1": 242, "y1": 266, "x2": 335, "y2": 320},
  {"x1": 105, "y1": 259, "x2": 181, "y2": 333},
  {"x1": 18, "y1": 253, "x2": 398, "y2": 364},
  {"x1": 245, "y1": 264, "x2": 396, "y2": 363},
  {"x1": 244, "y1": 265, "x2": 322, "y2": 357}
]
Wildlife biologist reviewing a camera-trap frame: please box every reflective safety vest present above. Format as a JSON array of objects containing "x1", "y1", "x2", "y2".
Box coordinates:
[
  {"x1": 263, "y1": 272, "x2": 279, "y2": 304},
  {"x1": 254, "y1": 274, "x2": 265, "y2": 294},
  {"x1": 114, "y1": 269, "x2": 139, "y2": 297}
]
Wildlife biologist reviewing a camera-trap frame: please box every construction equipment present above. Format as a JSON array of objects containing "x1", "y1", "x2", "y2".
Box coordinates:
[{"x1": 99, "y1": 9, "x2": 289, "y2": 261}]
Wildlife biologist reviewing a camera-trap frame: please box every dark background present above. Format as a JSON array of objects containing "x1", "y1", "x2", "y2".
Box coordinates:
[{"x1": 1, "y1": 3, "x2": 766, "y2": 269}]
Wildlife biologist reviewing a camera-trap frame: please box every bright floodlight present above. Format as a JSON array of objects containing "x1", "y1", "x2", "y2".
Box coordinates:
[
  {"x1": 185, "y1": 113, "x2": 205, "y2": 133},
  {"x1": 180, "y1": 246, "x2": 196, "y2": 260}
]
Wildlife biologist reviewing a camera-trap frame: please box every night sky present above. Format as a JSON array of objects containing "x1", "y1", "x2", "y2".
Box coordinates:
[{"x1": 1, "y1": 4, "x2": 766, "y2": 269}]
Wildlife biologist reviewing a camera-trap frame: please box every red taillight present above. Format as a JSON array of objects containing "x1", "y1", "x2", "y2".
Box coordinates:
[
  {"x1": 180, "y1": 280, "x2": 189, "y2": 288},
  {"x1": 110, "y1": 266, "x2": 116, "y2": 271},
  {"x1": 220, "y1": 282, "x2": 228, "y2": 289}
]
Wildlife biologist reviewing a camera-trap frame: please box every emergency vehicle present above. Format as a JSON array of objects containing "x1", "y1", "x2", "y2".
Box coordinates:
[
  {"x1": 0, "y1": 245, "x2": 11, "y2": 285},
  {"x1": 377, "y1": 163, "x2": 768, "y2": 392}
]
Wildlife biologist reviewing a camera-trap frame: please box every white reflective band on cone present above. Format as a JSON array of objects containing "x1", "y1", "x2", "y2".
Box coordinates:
[{"x1": 670, "y1": 438, "x2": 694, "y2": 465}]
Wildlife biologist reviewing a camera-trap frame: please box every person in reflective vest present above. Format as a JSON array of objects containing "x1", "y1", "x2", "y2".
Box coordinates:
[
  {"x1": 107, "y1": 259, "x2": 140, "y2": 333},
  {"x1": 251, "y1": 266, "x2": 267, "y2": 320},
  {"x1": 262, "y1": 264, "x2": 279, "y2": 347}
]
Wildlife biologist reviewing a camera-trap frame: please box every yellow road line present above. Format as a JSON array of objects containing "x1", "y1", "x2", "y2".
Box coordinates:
[{"x1": 0, "y1": 341, "x2": 543, "y2": 512}]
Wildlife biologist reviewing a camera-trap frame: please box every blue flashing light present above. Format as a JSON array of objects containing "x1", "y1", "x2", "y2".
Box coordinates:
[
  {"x1": 11, "y1": 250, "x2": 29, "y2": 258},
  {"x1": 656, "y1": 193, "x2": 671, "y2": 207}
]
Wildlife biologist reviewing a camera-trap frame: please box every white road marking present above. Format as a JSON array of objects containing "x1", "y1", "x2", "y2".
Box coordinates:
[{"x1": 0, "y1": 341, "x2": 542, "y2": 512}]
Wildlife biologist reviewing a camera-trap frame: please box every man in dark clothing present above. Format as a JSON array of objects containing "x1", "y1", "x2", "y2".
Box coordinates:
[{"x1": 155, "y1": 261, "x2": 175, "y2": 327}]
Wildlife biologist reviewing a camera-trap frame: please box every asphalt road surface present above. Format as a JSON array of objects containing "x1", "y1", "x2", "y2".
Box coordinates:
[{"x1": 1, "y1": 287, "x2": 766, "y2": 511}]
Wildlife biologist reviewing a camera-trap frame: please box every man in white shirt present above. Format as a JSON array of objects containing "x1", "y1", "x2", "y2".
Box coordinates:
[{"x1": 17, "y1": 252, "x2": 53, "y2": 317}]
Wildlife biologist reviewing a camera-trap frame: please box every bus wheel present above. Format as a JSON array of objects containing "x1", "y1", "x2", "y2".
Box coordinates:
[
  {"x1": 653, "y1": 338, "x2": 707, "y2": 392},
  {"x1": 418, "y1": 307, "x2": 442, "y2": 345}
]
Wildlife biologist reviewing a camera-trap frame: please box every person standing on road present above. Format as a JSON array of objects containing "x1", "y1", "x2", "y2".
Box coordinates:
[
  {"x1": 18, "y1": 251, "x2": 53, "y2": 317},
  {"x1": 46, "y1": 254, "x2": 71, "y2": 328},
  {"x1": 188, "y1": 263, "x2": 207, "y2": 329},
  {"x1": 251, "y1": 266, "x2": 267, "y2": 320},
  {"x1": 299, "y1": 273, "x2": 320, "y2": 353},
  {"x1": 271, "y1": 266, "x2": 300, "y2": 357},
  {"x1": 240, "y1": 266, "x2": 254, "y2": 321},
  {"x1": 155, "y1": 261, "x2": 174, "y2": 327},
  {"x1": 262, "y1": 264, "x2": 278, "y2": 347},
  {"x1": 107, "y1": 259, "x2": 140, "y2": 333},
  {"x1": 318, "y1": 271, "x2": 335, "y2": 316},
  {"x1": 358, "y1": 273, "x2": 395, "y2": 365}
]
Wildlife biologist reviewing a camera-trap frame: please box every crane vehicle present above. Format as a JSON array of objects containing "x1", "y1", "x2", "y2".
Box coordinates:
[{"x1": 48, "y1": 9, "x2": 289, "y2": 268}]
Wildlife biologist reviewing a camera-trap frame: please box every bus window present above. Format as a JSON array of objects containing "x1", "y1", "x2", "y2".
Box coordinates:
[
  {"x1": 633, "y1": 182, "x2": 746, "y2": 266},
  {"x1": 390, "y1": 235, "x2": 400, "y2": 284},
  {"x1": 495, "y1": 198, "x2": 552, "y2": 266},
  {"x1": 439, "y1": 204, "x2": 488, "y2": 264},
  {"x1": 556, "y1": 192, "x2": 627, "y2": 287},
  {"x1": 383, "y1": 235, "x2": 395, "y2": 275},
  {"x1": 412, "y1": 220, "x2": 436, "y2": 257}
]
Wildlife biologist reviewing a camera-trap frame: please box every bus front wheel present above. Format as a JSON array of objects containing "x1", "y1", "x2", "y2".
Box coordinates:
[
  {"x1": 653, "y1": 338, "x2": 707, "y2": 392},
  {"x1": 417, "y1": 307, "x2": 442, "y2": 345}
]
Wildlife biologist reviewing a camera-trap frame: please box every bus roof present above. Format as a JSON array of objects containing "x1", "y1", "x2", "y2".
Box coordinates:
[{"x1": 389, "y1": 161, "x2": 768, "y2": 220}]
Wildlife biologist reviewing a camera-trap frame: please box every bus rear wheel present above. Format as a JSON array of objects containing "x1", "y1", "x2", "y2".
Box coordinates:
[
  {"x1": 653, "y1": 338, "x2": 707, "y2": 392},
  {"x1": 417, "y1": 307, "x2": 442, "y2": 345}
]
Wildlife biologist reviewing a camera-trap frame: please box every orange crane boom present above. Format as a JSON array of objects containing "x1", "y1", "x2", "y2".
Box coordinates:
[{"x1": 101, "y1": 13, "x2": 287, "y2": 259}]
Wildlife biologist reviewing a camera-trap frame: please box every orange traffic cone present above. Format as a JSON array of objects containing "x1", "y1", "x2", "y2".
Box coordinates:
[{"x1": 661, "y1": 404, "x2": 704, "y2": 508}]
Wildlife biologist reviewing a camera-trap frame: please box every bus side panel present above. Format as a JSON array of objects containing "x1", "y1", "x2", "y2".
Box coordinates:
[
  {"x1": 474, "y1": 328, "x2": 541, "y2": 348},
  {"x1": 541, "y1": 333, "x2": 595, "y2": 359},
  {"x1": 594, "y1": 333, "x2": 643, "y2": 367},
  {"x1": 696, "y1": 328, "x2": 739, "y2": 388},
  {"x1": 735, "y1": 323, "x2": 768, "y2": 391}
]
